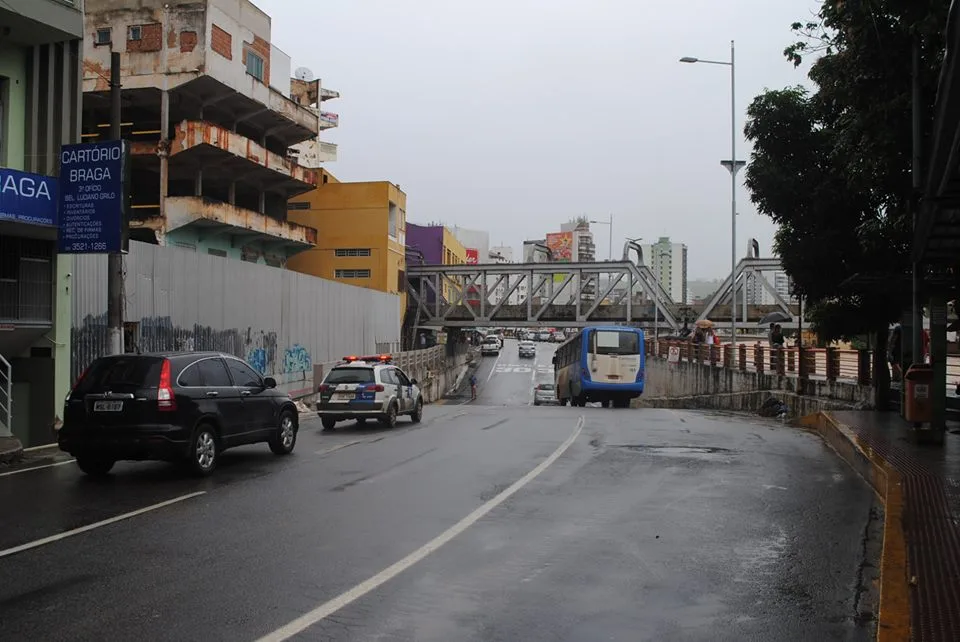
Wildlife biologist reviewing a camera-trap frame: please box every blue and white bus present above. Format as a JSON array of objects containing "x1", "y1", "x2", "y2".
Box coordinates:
[{"x1": 553, "y1": 326, "x2": 645, "y2": 408}]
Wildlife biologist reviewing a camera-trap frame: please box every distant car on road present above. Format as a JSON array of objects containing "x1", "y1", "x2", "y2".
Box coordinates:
[
  {"x1": 316, "y1": 355, "x2": 423, "y2": 431},
  {"x1": 481, "y1": 336, "x2": 501, "y2": 356},
  {"x1": 536, "y1": 331, "x2": 551, "y2": 342},
  {"x1": 59, "y1": 352, "x2": 299, "y2": 477},
  {"x1": 550, "y1": 331, "x2": 565, "y2": 343},
  {"x1": 533, "y1": 382, "x2": 559, "y2": 406},
  {"x1": 518, "y1": 340, "x2": 536, "y2": 358}
]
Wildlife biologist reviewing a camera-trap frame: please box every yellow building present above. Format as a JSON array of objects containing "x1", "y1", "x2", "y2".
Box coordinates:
[
  {"x1": 442, "y1": 228, "x2": 468, "y2": 266},
  {"x1": 286, "y1": 174, "x2": 407, "y2": 313}
]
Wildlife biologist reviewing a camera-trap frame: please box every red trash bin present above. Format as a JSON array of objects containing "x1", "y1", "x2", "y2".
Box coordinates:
[{"x1": 903, "y1": 363, "x2": 933, "y2": 424}]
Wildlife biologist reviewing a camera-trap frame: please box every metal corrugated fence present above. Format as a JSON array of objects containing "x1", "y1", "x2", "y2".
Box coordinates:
[{"x1": 71, "y1": 241, "x2": 401, "y2": 382}]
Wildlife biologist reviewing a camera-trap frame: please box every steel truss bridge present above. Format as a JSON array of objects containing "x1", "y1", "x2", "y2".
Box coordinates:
[{"x1": 406, "y1": 257, "x2": 800, "y2": 331}]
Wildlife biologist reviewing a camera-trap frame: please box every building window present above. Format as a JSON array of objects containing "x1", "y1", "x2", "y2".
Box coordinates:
[
  {"x1": 174, "y1": 241, "x2": 196, "y2": 251},
  {"x1": 95, "y1": 28, "x2": 112, "y2": 46},
  {"x1": 207, "y1": 248, "x2": 227, "y2": 257},
  {"x1": 335, "y1": 269, "x2": 371, "y2": 279},
  {"x1": 128, "y1": 25, "x2": 142, "y2": 41},
  {"x1": 335, "y1": 248, "x2": 372, "y2": 257},
  {"x1": 245, "y1": 50, "x2": 264, "y2": 81},
  {"x1": 287, "y1": 201, "x2": 309, "y2": 210},
  {"x1": 388, "y1": 202, "x2": 398, "y2": 238}
]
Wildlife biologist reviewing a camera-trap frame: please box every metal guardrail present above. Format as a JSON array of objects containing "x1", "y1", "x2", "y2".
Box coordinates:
[{"x1": 0, "y1": 353, "x2": 11, "y2": 435}]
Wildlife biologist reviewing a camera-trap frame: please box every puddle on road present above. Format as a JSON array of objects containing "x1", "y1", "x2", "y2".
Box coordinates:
[{"x1": 610, "y1": 445, "x2": 732, "y2": 456}]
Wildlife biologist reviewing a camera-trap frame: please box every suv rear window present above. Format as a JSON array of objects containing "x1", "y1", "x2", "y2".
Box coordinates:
[
  {"x1": 325, "y1": 367, "x2": 375, "y2": 384},
  {"x1": 73, "y1": 356, "x2": 164, "y2": 394}
]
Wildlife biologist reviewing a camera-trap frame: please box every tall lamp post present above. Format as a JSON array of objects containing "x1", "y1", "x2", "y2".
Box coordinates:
[
  {"x1": 681, "y1": 40, "x2": 744, "y2": 351},
  {"x1": 589, "y1": 214, "x2": 614, "y2": 260}
]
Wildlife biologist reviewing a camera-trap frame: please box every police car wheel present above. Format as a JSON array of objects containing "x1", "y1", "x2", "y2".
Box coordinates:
[
  {"x1": 411, "y1": 398, "x2": 423, "y2": 423},
  {"x1": 321, "y1": 418, "x2": 336, "y2": 431},
  {"x1": 381, "y1": 403, "x2": 398, "y2": 428}
]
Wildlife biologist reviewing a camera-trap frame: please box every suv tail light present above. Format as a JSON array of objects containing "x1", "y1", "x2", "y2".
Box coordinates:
[
  {"x1": 158, "y1": 359, "x2": 176, "y2": 411},
  {"x1": 66, "y1": 366, "x2": 90, "y2": 402},
  {"x1": 365, "y1": 384, "x2": 385, "y2": 392}
]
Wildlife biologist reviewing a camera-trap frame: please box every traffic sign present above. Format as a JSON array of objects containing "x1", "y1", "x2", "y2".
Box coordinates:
[
  {"x1": 668, "y1": 345, "x2": 681, "y2": 363},
  {"x1": 57, "y1": 140, "x2": 130, "y2": 254}
]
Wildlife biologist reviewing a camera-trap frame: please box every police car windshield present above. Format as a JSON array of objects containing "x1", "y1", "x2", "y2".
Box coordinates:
[{"x1": 326, "y1": 367, "x2": 375, "y2": 384}]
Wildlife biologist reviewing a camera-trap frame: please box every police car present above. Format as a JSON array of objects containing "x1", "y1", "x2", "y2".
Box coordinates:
[{"x1": 316, "y1": 355, "x2": 423, "y2": 430}]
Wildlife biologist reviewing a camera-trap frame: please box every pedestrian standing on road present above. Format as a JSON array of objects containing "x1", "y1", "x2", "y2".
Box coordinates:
[{"x1": 469, "y1": 373, "x2": 478, "y2": 400}]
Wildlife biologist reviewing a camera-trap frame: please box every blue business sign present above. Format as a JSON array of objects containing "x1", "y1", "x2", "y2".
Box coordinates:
[
  {"x1": 57, "y1": 140, "x2": 130, "y2": 254},
  {"x1": 0, "y1": 168, "x2": 58, "y2": 227}
]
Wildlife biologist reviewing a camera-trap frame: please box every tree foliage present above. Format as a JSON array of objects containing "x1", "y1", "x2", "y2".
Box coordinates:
[{"x1": 744, "y1": 0, "x2": 950, "y2": 343}]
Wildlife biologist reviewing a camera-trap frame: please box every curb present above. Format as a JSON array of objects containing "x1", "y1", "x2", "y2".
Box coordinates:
[
  {"x1": 0, "y1": 437, "x2": 24, "y2": 465},
  {"x1": 800, "y1": 411, "x2": 910, "y2": 642}
]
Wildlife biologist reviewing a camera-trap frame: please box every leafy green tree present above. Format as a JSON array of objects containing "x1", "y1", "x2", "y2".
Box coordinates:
[{"x1": 743, "y1": 0, "x2": 950, "y2": 406}]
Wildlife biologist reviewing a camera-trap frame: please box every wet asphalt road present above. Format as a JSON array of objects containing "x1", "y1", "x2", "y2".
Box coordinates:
[{"x1": 0, "y1": 339, "x2": 878, "y2": 641}]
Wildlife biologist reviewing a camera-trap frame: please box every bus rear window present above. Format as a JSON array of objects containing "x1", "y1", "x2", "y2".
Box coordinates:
[{"x1": 591, "y1": 330, "x2": 639, "y2": 355}]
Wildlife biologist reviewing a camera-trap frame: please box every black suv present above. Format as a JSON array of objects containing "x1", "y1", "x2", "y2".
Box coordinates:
[{"x1": 59, "y1": 352, "x2": 299, "y2": 477}]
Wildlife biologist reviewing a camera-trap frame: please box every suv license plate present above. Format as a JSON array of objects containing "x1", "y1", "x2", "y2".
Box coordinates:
[
  {"x1": 94, "y1": 400, "x2": 123, "y2": 412},
  {"x1": 334, "y1": 393, "x2": 354, "y2": 401}
]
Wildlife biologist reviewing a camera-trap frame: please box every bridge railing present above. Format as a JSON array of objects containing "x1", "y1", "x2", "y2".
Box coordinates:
[
  {"x1": 649, "y1": 340, "x2": 873, "y2": 385},
  {"x1": 649, "y1": 340, "x2": 960, "y2": 396}
]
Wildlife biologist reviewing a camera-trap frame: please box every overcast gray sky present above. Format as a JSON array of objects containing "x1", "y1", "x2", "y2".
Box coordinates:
[{"x1": 257, "y1": 0, "x2": 818, "y2": 279}]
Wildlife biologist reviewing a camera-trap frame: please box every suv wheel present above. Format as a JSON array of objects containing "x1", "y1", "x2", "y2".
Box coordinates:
[
  {"x1": 411, "y1": 398, "x2": 423, "y2": 423},
  {"x1": 321, "y1": 418, "x2": 337, "y2": 431},
  {"x1": 269, "y1": 410, "x2": 297, "y2": 455},
  {"x1": 381, "y1": 402, "x2": 398, "y2": 428},
  {"x1": 188, "y1": 425, "x2": 219, "y2": 476},
  {"x1": 76, "y1": 455, "x2": 115, "y2": 478}
]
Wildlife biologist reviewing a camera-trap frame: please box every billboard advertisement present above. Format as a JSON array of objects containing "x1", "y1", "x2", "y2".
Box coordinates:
[
  {"x1": 546, "y1": 231, "x2": 573, "y2": 262},
  {"x1": 466, "y1": 248, "x2": 479, "y2": 264}
]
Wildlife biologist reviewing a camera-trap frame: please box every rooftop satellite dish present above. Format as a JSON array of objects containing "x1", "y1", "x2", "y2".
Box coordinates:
[{"x1": 294, "y1": 67, "x2": 314, "y2": 81}]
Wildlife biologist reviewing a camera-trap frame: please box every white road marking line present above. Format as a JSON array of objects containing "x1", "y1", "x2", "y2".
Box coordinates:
[
  {"x1": 255, "y1": 416, "x2": 585, "y2": 642},
  {"x1": 0, "y1": 459, "x2": 76, "y2": 478},
  {"x1": 315, "y1": 439, "x2": 367, "y2": 456},
  {"x1": 485, "y1": 350, "x2": 502, "y2": 384},
  {"x1": 0, "y1": 491, "x2": 206, "y2": 560}
]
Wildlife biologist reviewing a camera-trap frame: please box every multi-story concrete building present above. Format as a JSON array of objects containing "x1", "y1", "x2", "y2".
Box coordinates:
[
  {"x1": 81, "y1": 0, "x2": 335, "y2": 266},
  {"x1": 451, "y1": 226, "x2": 489, "y2": 266},
  {"x1": 286, "y1": 171, "x2": 407, "y2": 314},
  {"x1": 406, "y1": 223, "x2": 468, "y2": 304},
  {"x1": 640, "y1": 236, "x2": 688, "y2": 305},
  {"x1": 0, "y1": 0, "x2": 84, "y2": 449}
]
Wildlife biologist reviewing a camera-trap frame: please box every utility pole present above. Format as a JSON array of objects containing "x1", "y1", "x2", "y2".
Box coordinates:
[{"x1": 107, "y1": 51, "x2": 124, "y2": 355}]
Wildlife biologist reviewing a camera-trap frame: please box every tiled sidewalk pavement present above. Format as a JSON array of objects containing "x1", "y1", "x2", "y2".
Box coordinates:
[{"x1": 827, "y1": 411, "x2": 960, "y2": 642}]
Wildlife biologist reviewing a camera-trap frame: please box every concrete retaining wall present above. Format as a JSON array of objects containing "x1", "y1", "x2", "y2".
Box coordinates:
[{"x1": 643, "y1": 355, "x2": 874, "y2": 408}]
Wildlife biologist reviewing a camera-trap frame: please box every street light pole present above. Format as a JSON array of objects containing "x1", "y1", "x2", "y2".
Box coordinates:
[
  {"x1": 681, "y1": 40, "x2": 742, "y2": 352},
  {"x1": 589, "y1": 214, "x2": 614, "y2": 260}
]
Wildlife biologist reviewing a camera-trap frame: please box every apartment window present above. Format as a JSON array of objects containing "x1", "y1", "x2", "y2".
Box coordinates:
[
  {"x1": 335, "y1": 248, "x2": 372, "y2": 257},
  {"x1": 128, "y1": 25, "x2": 142, "y2": 41},
  {"x1": 287, "y1": 201, "x2": 309, "y2": 211},
  {"x1": 174, "y1": 241, "x2": 196, "y2": 251},
  {"x1": 335, "y1": 269, "x2": 371, "y2": 279},
  {"x1": 388, "y1": 202, "x2": 398, "y2": 238},
  {"x1": 207, "y1": 248, "x2": 227, "y2": 258},
  {"x1": 245, "y1": 50, "x2": 265, "y2": 81},
  {"x1": 95, "y1": 28, "x2": 112, "y2": 46}
]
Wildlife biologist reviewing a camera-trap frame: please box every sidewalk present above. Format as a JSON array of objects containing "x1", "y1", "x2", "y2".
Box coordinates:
[
  {"x1": 808, "y1": 410, "x2": 960, "y2": 642},
  {"x1": 0, "y1": 436, "x2": 23, "y2": 465}
]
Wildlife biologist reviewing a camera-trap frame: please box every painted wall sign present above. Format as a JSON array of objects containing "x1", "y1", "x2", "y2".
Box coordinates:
[
  {"x1": 0, "y1": 168, "x2": 58, "y2": 227},
  {"x1": 57, "y1": 140, "x2": 130, "y2": 254}
]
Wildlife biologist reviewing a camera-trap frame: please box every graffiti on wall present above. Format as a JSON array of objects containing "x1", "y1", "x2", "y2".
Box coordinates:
[
  {"x1": 283, "y1": 344, "x2": 312, "y2": 374},
  {"x1": 72, "y1": 315, "x2": 289, "y2": 382}
]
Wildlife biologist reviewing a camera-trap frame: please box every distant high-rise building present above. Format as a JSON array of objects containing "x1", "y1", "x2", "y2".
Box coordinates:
[{"x1": 639, "y1": 237, "x2": 688, "y2": 304}]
